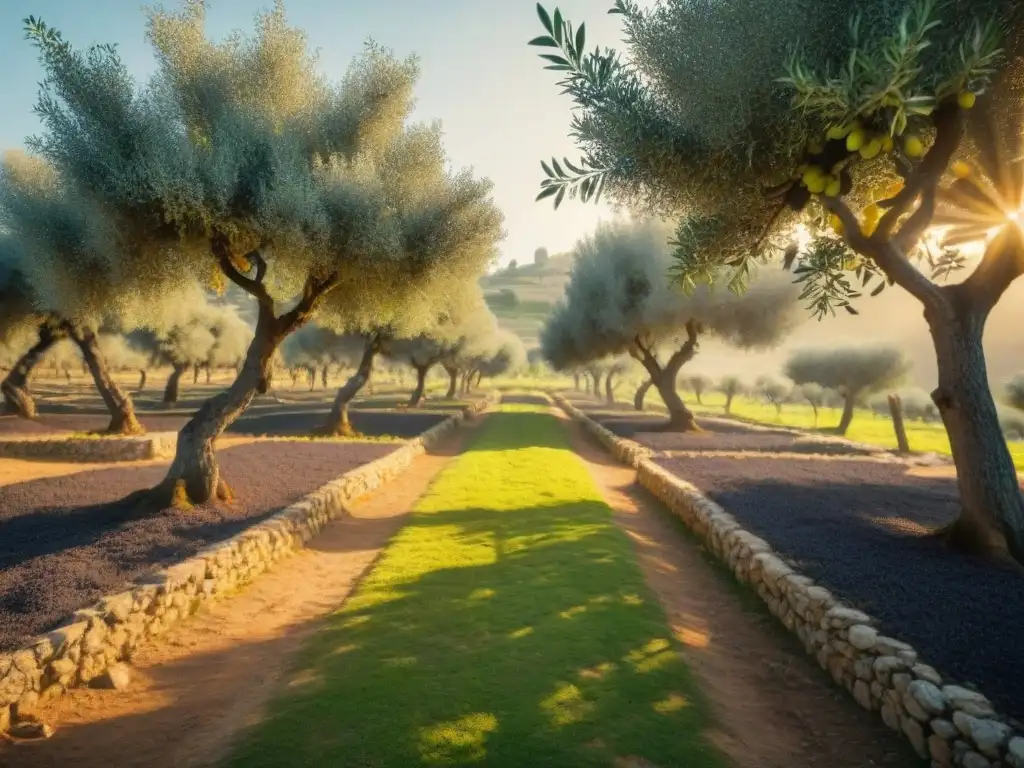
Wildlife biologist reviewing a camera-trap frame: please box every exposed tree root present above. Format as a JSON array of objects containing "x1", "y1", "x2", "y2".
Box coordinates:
[{"x1": 928, "y1": 516, "x2": 1019, "y2": 568}]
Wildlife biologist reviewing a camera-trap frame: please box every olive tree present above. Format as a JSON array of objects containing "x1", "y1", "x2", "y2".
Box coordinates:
[
  {"x1": 534, "y1": 246, "x2": 550, "y2": 265},
  {"x1": 281, "y1": 323, "x2": 351, "y2": 390},
  {"x1": 759, "y1": 377, "x2": 793, "y2": 418},
  {"x1": 785, "y1": 346, "x2": 911, "y2": 433},
  {"x1": 23, "y1": 5, "x2": 499, "y2": 504},
  {"x1": 529, "y1": 0, "x2": 1024, "y2": 556},
  {"x1": 0, "y1": 156, "x2": 151, "y2": 432},
  {"x1": 682, "y1": 373, "x2": 711, "y2": 405},
  {"x1": 541, "y1": 218, "x2": 803, "y2": 430},
  {"x1": 717, "y1": 375, "x2": 745, "y2": 415},
  {"x1": 474, "y1": 330, "x2": 527, "y2": 387},
  {"x1": 129, "y1": 293, "x2": 252, "y2": 404},
  {"x1": 798, "y1": 382, "x2": 829, "y2": 427}
]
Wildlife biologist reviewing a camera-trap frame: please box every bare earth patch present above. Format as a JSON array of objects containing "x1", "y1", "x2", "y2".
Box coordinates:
[
  {"x1": 0, "y1": 418, "x2": 477, "y2": 768},
  {"x1": 0, "y1": 441, "x2": 395, "y2": 650},
  {"x1": 562, "y1": 414, "x2": 917, "y2": 768}
]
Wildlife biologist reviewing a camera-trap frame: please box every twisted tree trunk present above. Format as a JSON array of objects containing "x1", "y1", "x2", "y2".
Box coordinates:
[
  {"x1": 68, "y1": 322, "x2": 144, "y2": 435},
  {"x1": 1, "y1": 321, "x2": 64, "y2": 418},
  {"x1": 633, "y1": 379, "x2": 652, "y2": 411},
  {"x1": 925, "y1": 285, "x2": 1024, "y2": 560},
  {"x1": 573, "y1": 372, "x2": 581, "y2": 391},
  {"x1": 164, "y1": 364, "x2": 188, "y2": 405},
  {"x1": 138, "y1": 369, "x2": 147, "y2": 393},
  {"x1": 887, "y1": 394, "x2": 910, "y2": 453},
  {"x1": 153, "y1": 239, "x2": 339, "y2": 507},
  {"x1": 307, "y1": 366, "x2": 316, "y2": 391},
  {"x1": 723, "y1": 391, "x2": 735, "y2": 415},
  {"x1": 443, "y1": 364, "x2": 459, "y2": 399},
  {"x1": 837, "y1": 393, "x2": 856, "y2": 435},
  {"x1": 192, "y1": 364, "x2": 201, "y2": 385},
  {"x1": 206, "y1": 365, "x2": 212, "y2": 384},
  {"x1": 629, "y1": 321, "x2": 701, "y2": 432},
  {"x1": 321, "y1": 365, "x2": 329, "y2": 389},
  {"x1": 409, "y1": 363, "x2": 430, "y2": 407},
  {"x1": 605, "y1": 372, "x2": 617, "y2": 405},
  {"x1": 322, "y1": 336, "x2": 379, "y2": 436}
]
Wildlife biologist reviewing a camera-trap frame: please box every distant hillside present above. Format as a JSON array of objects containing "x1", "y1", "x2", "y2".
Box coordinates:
[{"x1": 479, "y1": 253, "x2": 574, "y2": 350}]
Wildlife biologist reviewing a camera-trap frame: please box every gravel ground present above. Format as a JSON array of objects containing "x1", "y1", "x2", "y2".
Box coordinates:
[
  {"x1": 593, "y1": 413, "x2": 880, "y2": 457},
  {"x1": 655, "y1": 454, "x2": 1024, "y2": 719},
  {"x1": 0, "y1": 413, "x2": 191, "y2": 436},
  {"x1": 0, "y1": 441, "x2": 395, "y2": 651},
  {"x1": 230, "y1": 409, "x2": 447, "y2": 438}
]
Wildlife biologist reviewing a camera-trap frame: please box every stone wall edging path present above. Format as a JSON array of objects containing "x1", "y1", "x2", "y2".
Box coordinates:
[
  {"x1": 0, "y1": 432, "x2": 178, "y2": 462},
  {"x1": 0, "y1": 390, "x2": 500, "y2": 734},
  {"x1": 551, "y1": 391, "x2": 1023, "y2": 768}
]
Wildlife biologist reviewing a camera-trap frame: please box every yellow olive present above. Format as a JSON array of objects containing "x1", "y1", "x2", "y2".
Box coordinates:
[
  {"x1": 950, "y1": 160, "x2": 972, "y2": 179},
  {"x1": 846, "y1": 128, "x2": 866, "y2": 152},
  {"x1": 859, "y1": 138, "x2": 883, "y2": 160},
  {"x1": 958, "y1": 91, "x2": 976, "y2": 109},
  {"x1": 824, "y1": 176, "x2": 842, "y2": 197},
  {"x1": 904, "y1": 135, "x2": 925, "y2": 157}
]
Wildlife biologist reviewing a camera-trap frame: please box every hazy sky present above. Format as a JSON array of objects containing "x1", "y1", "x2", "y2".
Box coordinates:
[{"x1": 0, "y1": 0, "x2": 639, "y2": 269}]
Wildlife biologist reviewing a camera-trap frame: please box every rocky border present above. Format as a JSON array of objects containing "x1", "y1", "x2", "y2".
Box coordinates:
[
  {"x1": 551, "y1": 391, "x2": 1023, "y2": 768},
  {"x1": 0, "y1": 432, "x2": 177, "y2": 463},
  {"x1": 0, "y1": 390, "x2": 500, "y2": 733}
]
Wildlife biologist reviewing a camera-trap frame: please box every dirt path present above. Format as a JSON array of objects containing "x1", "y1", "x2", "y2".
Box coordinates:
[
  {"x1": 561, "y1": 414, "x2": 918, "y2": 768},
  {"x1": 0, "y1": 418, "x2": 480, "y2": 768}
]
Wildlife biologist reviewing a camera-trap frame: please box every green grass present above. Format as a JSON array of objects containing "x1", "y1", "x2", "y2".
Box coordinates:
[
  {"x1": 225, "y1": 408, "x2": 725, "y2": 768},
  {"x1": 628, "y1": 388, "x2": 1024, "y2": 470}
]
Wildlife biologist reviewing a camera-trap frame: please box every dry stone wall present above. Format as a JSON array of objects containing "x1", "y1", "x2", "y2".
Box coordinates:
[
  {"x1": 0, "y1": 390, "x2": 499, "y2": 732},
  {"x1": 551, "y1": 392, "x2": 1023, "y2": 768},
  {"x1": 0, "y1": 432, "x2": 177, "y2": 462}
]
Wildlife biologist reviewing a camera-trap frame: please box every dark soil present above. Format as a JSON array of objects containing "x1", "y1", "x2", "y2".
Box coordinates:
[
  {"x1": 0, "y1": 441, "x2": 395, "y2": 651},
  {"x1": 655, "y1": 454, "x2": 1024, "y2": 720},
  {"x1": 230, "y1": 409, "x2": 447, "y2": 439},
  {"x1": 593, "y1": 413, "x2": 880, "y2": 457}
]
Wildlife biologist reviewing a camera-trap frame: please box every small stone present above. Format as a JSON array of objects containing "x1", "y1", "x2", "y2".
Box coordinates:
[
  {"x1": 943, "y1": 685, "x2": 994, "y2": 716},
  {"x1": 913, "y1": 663, "x2": 943, "y2": 686},
  {"x1": 893, "y1": 672, "x2": 912, "y2": 694},
  {"x1": 880, "y1": 702, "x2": 901, "y2": 731},
  {"x1": 8, "y1": 719, "x2": 54, "y2": 740},
  {"x1": 853, "y1": 680, "x2": 872, "y2": 710},
  {"x1": 91, "y1": 662, "x2": 131, "y2": 691},
  {"x1": 928, "y1": 734, "x2": 952, "y2": 764},
  {"x1": 14, "y1": 691, "x2": 39, "y2": 720},
  {"x1": 961, "y1": 751, "x2": 991, "y2": 768},
  {"x1": 902, "y1": 716, "x2": 928, "y2": 758},
  {"x1": 825, "y1": 605, "x2": 872, "y2": 628},
  {"x1": 931, "y1": 719, "x2": 958, "y2": 740},
  {"x1": 854, "y1": 657, "x2": 874, "y2": 681},
  {"x1": 1007, "y1": 737, "x2": 1024, "y2": 767},
  {"x1": 873, "y1": 655, "x2": 908, "y2": 685},
  {"x1": 875, "y1": 635, "x2": 914, "y2": 655},
  {"x1": 968, "y1": 717, "x2": 1012, "y2": 758},
  {"x1": 907, "y1": 680, "x2": 946, "y2": 717},
  {"x1": 848, "y1": 624, "x2": 878, "y2": 650}
]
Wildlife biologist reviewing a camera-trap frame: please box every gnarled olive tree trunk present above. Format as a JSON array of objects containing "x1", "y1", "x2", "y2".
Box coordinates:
[
  {"x1": 837, "y1": 392, "x2": 856, "y2": 435},
  {"x1": 604, "y1": 372, "x2": 617, "y2": 405},
  {"x1": 322, "y1": 336, "x2": 379, "y2": 436},
  {"x1": 321, "y1": 365, "x2": 329, "y2": 389},
  {"x1": 925, "y1": 284, "x2": 1024, "y2": 560},
  {"x1": 723, "y1": 392, "x2": 735, "y2": 415},
  {"x1": 67, "y1": 323, "x2": 143, "y2": 435},
  {"x1": 409, "y1": 363, "x2": 431, "y2": 407},
  {"x1": 155, "y1": 242, "x2": 339, "y2": 507},
  {"x1": 192, "y1": 363, "x2": 201, "y2": 385},
  {"x1": 206, "y1": 365, "x2": 212, "y2": 384},
  {"x1": 628, "y1": 321, "x2": 701, "y2": 432},
  {"x1": 164, "y1": 363, "x2": 189, "y2": 405},
  {"x1": 633, "y1": 379, "x2": 652, "y2": 411},
  {"x1": 137, "y1": 369, "x2": 147, "y2": 392},
  {"x1": 443, "y1": 363, "x2": 459, "y2": 399},
  {"x1": 1, "y1": 320, "x2": 64, "y2": 418}
]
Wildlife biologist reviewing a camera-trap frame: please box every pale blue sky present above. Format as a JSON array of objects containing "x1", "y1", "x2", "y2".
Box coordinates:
[{"x1": 0, "y1": 0, "x2": 633, "y2": 268}]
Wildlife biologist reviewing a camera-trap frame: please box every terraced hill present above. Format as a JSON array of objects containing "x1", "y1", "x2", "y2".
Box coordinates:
[{"x1": 479, "y1": 253, "x2": 573, "y2": 350}]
